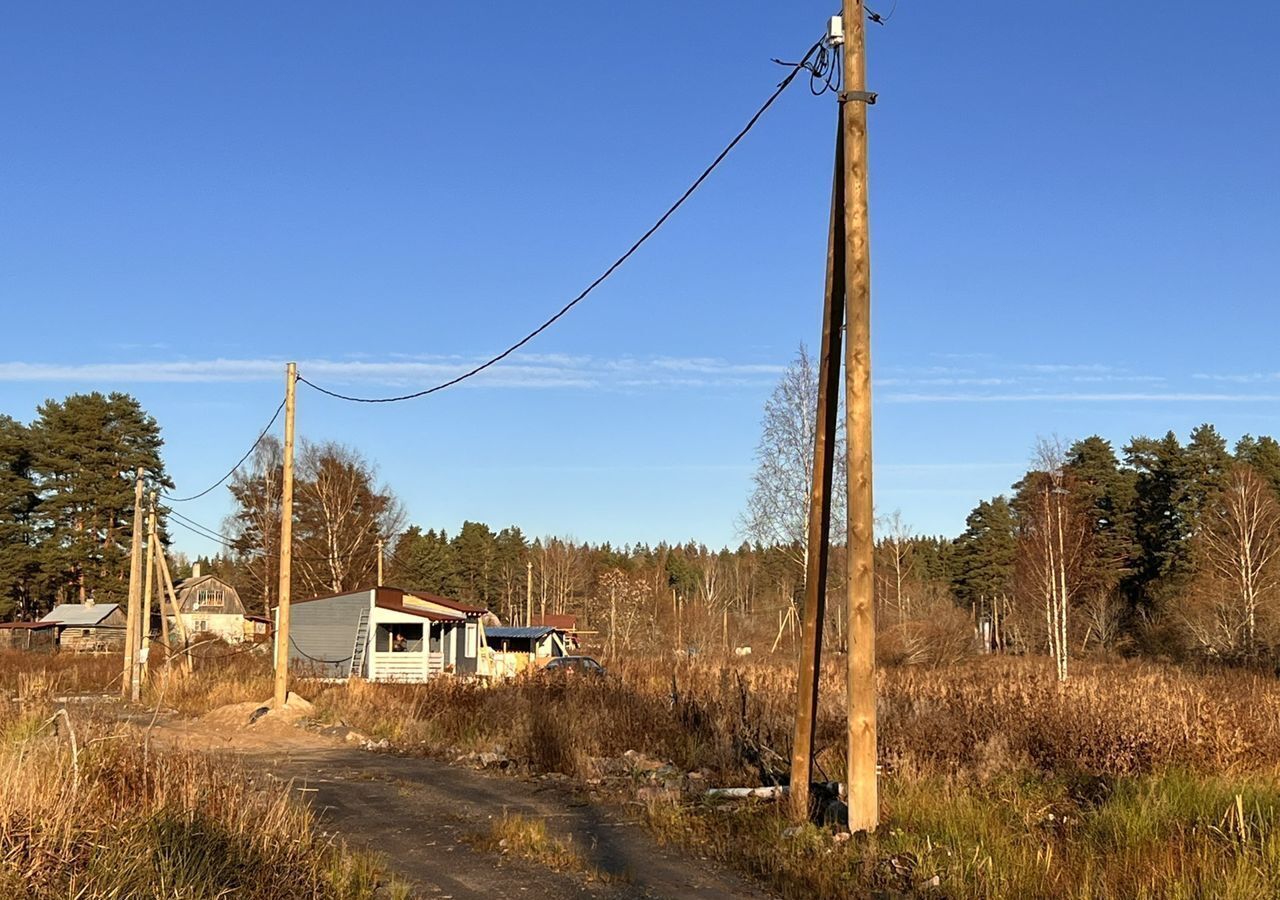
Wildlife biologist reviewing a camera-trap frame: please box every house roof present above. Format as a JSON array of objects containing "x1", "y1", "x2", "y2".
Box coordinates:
[
  {"x1": 0, "y1": 621, "x2": 56, "y2": 630},
  {"x1": 40, "y1": 603, "x2": 121, "y2": 626},
  {"x1": 389, "y1": 587, "x2": 486, "y2": 616},
  {"x1": 288, "y1": 586, "x2": 487, "y2": 618},
  {"x1": 173, "y1": 573, "x2": 230, "y2": 591},
  {"x1": 374, "y1": 589, "x2": 464, "y2": 623},
  {"x1": 486, "y1": 626, "x2": 558, "y2": 640}
]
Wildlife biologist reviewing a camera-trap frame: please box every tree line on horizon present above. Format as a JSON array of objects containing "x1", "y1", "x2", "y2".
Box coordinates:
[{"x1": 6, "y1": 385, "x2": 1280, "y2": 672}]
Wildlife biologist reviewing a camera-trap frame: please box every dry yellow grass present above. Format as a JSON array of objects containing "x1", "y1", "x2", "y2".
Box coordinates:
[{"x1": 0, "y1": 658, "x2": 393, "y2": 898}]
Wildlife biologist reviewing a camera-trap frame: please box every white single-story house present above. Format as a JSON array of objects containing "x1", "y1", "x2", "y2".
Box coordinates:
[{"x1": 278, "y1": 586, "x2": 489, "y2": 682}]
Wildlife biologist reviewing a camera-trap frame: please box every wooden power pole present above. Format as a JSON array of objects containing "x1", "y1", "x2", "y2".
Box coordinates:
[
  {"x1": 142, "y1": 492, "x2": 157, "y2": 662},
  {"x1": 789, "y1": 110, "x2": 847, "y2": 822},
  {"x1": 525, "y1": 560, "x2": 533, "y2": 626},
  {"x1": 273, "y1": 362, "x2": 298, "y2": 709},
  {"x1": 376, "y1": 538, "x2": 384, "y2": 586},
  {"x1": 842, "y1": 0, "x2": 878, "y2": 833},
  {"x1": 123, "y1": 467, "x2": 145, "y2": 701}
]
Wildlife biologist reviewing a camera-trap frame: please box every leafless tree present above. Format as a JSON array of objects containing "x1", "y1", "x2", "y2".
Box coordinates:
[
  {"x1": 534, "y1": 537, "x2": 588, "y2": 619},
  {"x1": 1016, "y1": 439, "x2": 1091, "y2": 681},
  {"x1": 876, "y1": 511, "x2": 915, "y2": 624},
  {"x1": 742, "y1": 344, "x2": 846, "y2": 579},
  {"x1": 293, "y1": 441, "x2": 405, "y2": 597},
  {"x1": 225, "y1": 436, "x2": 283, "y2": 615},
  {"x1": 1179, "y1": 464, "x2": 1280, "y2": 657}
]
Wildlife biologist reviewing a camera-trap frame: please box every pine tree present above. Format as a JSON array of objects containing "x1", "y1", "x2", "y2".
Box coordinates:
[
  {"x1": 390, "y1": 527, "x2": 458, "y2": 596},
  {"x1": 952, "y1": 496, "x2": 1017, "y2": 609},
  {"x1": 1065, "y1": 435, "x2": 1139, "y2": 598},
  {"x1": 452, "y1": 521, "x2": 497, "y2": 604},
  {"x1": 1235, "y1": 435, "x2": 1280, "y2": 497},
  {"x1": 30, "y1": 393, "x2": 169, "y2": 605},
  {"x1": 0, "y1": 416, "x2": 41, "y2": 618}
]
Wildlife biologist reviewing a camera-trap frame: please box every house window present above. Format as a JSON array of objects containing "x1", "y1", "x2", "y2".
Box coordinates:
[
  {"x1": 195, "y1": 589, "x2": 225, "y2": 609},
  {"x1": 465, "y1": 622, "x2": 477, "y2": 657},
  {"x1": 193, "y1": 619, "x2": 209, "y2": 633}
]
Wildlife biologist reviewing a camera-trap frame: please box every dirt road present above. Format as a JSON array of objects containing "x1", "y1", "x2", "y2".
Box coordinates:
[{"x1": 158, "y1": 712, "x2": 772, "y2": 900}]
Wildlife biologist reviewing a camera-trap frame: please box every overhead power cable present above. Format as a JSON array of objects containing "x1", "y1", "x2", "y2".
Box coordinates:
[
  {"x1": 297, "y1": 35, "x2": 828, "y2": 404},
  {"x1": 162, "y1": 505, "x2": 399, "y2": 565},
  {"x1": 161, "y1": 398, "x2": 286, "y2": 503}
]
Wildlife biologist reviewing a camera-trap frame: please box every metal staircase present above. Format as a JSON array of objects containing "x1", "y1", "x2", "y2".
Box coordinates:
[{"x1": 348, "y1": 609, "x2": 370, "y2": 679}]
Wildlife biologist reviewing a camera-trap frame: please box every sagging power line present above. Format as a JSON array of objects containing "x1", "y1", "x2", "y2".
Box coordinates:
[
  {"x1": 296, "y1": 35, "x2": 829, "y2": 405},
  {"x1": 161, "y1": 398, "x2": 286, "y2": 503}
]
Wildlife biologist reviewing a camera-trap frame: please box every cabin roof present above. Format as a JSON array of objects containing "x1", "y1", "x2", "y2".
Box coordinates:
[
  {"x1": 387, "y1": 587, "x2": 486, "y2": 616},
  {"x1": 40, "y1": 603, "x2": 121, "y2": 626},
  {"x1": 374, "y1": 590, "x2": 464, "y2": 622},
  {"x1": 289, "y1": 586, "x2": 487, "y2": 618},
  {"x1": 0, "y1": 621, "x2": 56, "y2": 630},
  {"x1": 486, "y1": 626, "x2": 558, "y2": 640}
]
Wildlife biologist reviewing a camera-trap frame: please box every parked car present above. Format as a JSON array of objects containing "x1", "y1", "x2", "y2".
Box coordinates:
[{"x1": 542, "y1": 655, "x2": 606, "y2": 676}]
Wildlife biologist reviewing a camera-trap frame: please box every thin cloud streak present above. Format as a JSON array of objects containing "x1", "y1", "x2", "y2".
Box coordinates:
[{"x1": 0, "y1": 355, "x2": 782, "y2": 391}]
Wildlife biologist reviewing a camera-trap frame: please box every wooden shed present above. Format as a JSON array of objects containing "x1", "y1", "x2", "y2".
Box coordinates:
[
  {"x1": 40, "y1": 602, "x2": 126, "y2": 652},
  {"x1": 485, "y1": 625, "x2": 568, "y2": 678},
  {"x1": 0, "y1": 622, "x2": 57, "y2": 652},
  {"x1": 279, "y1": 586, "x2": 489, "y2": 682}
]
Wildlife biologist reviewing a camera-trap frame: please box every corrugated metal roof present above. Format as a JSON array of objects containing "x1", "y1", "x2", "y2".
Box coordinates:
[
  {"x1": 40, "y1": 604, "x2": 120, "y2": 626},
  {"x1": 486, "y1": 626, "x2": 557, "y2": 640},
  {"x1": 0, "y1": 621, "x2": 56, "y2": 630}
]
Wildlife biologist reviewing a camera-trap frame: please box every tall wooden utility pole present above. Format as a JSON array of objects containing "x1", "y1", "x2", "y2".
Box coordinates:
[
  {"x1": 525, "y1": 560, "x2": 533, "y2": 626},
  {"x1": 273, "y1": 362, "x2": 298, "y2": 709},
  {"x1": 789, "y1": 111, "x2": 847, "y2": 822},
  {"x1": 842, "y1": 0, "x2": 878, "y2": 833},
  {"x1": 123, "y1": 467, "x2": 145, "y2": 701},
  {"x1": 142, "y1": 492, "x2": 157, "y2": 661},
  {"x1": 376, "y1": 538, "x2": 384, "y2": 586}
]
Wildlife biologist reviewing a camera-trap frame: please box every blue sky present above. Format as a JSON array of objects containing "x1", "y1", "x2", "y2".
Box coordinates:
[{"x1": 3, "y1": 2, "x2": 1279, "y2": 557}]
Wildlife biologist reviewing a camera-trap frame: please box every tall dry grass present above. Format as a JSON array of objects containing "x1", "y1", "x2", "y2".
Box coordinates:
[
  {"x1": 302, "y1": 653, "x2": 1280, "y2": 898},
  {"x1": 0, "y1": 660, "x2": 389, "y2": 898}
]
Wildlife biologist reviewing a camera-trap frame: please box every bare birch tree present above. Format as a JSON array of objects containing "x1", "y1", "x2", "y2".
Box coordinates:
[
  {"x1": 1179, "y1": 464, "x2": 1280, "y2": 657},
  {"x1": 1016, "y1": 440, "x2": 1091, "y2": 681},
  {"x1": 294, "y1": 442, "x2": 405, "y2": 596},
  {"x1": 742, "y1": 345, "x2": 846, "y2": 579}
]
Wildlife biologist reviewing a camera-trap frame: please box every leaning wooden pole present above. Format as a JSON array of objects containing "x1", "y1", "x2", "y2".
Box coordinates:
[
  {"x1": 842, "y1": 0, "x2": 879, "y2": 833},
  {"x1": 123, "y1": 467, "x2": 145, "y2": 701},
  {"x1": 156, "y1": 545, "x2": 192, "y2": 674},
  {"x1": 273, "y1": 362, "x2": 298, "y2": 709},
  {"x1": 789, "y1": 109, "x2": 848, "y2": 822}
]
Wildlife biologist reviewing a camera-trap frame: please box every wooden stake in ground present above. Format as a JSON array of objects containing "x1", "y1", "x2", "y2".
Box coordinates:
[
  {"x1": 123, "y1": 467, "x2": 145, "y2": 701},
  {"x1": 842, "y1": 0, "x2": 878, "y2": 833},
  {"x1": 789, "y1": 108, "x2": 848, "y2": 823},
  {"x1": 273, "y1": 362, "x2": 298, "y2": 709}
]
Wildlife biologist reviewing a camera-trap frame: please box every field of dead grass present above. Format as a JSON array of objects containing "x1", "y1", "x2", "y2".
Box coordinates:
[
  {"x1": 0, "y1": 653, "x2": 398, "y2": 898},
  {"x1": 22, "y1": 647, "x2": 1280, "y2": 897},
  {"x1": 302, "y1": 653, "x2": 1280, "y2": 898}
]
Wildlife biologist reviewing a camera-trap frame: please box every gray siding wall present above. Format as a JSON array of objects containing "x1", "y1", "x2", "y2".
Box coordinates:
[{"x1": 287, "y1": 591, "x2": 370, "y2": 679}]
